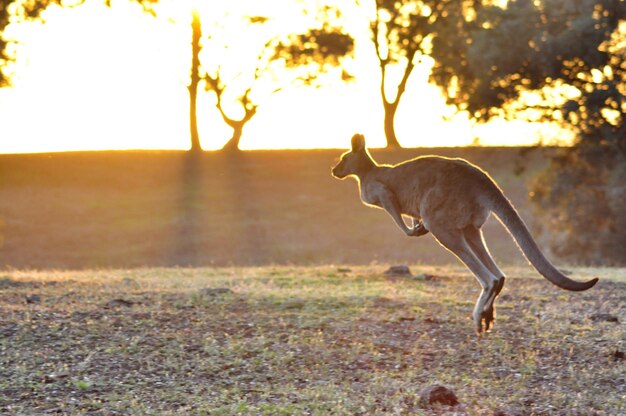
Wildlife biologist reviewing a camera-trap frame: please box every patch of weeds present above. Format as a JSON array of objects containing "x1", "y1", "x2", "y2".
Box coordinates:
[
  {"x1": 188, "y1": 290, "x2": 234, "y2": 307},
  {"x1": 276, "y1": 298, "x2": 306, "y2": 310},
  {"x1": 440, "y1": 297, "x2": 474, "y2": 307},
  {"x1": 0, "y1": 276, "x2": 18, "y2": 288},
  {"x1": 519, "y1": 359, "x2": 537, "y2": 377},
  {"x1": 256, "y1": 403, "x2": 302, "y2": 415},
  {"x1": 74, "y1": 380, "x2": 90, "y2": 391},
  {"x1": 265, "y1": 276, "x2": 293, "y2": 288}
]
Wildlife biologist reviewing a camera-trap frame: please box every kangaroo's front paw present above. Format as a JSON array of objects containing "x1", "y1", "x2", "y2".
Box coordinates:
[{"x1": 408, "y1": 221, "x2": 428, "y2": 237}]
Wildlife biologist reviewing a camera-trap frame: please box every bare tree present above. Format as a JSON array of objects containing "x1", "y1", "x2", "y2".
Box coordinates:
[
  {"x1": 198, "y1": 13, "x2": 353, "y2": 151},
  {"x1": 354, "y1": 0, "x2": 454, "y2": 148},
  {"x1": 0, "y1": 0, "x2": 158, "y2": 86},
  {"x1": 1, "y1": 0, "x2": 73, "y2": 86},
  {"x1": 188, "y1": 8, "x2": 202, "y2": 152}
]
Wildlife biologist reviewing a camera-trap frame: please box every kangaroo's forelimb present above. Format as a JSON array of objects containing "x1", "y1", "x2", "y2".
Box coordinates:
[
  {"x1": 410, "y1": 217, "x2": 429, "y2": 237},
  {"x1": 377, "y1": 185, "x2": 428, "y2": 237}
]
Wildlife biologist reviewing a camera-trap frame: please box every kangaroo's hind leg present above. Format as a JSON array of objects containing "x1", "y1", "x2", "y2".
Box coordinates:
[
  {"x1": 429, "y1": 227, "x2": 500, "y2": 334},
  {"x1": 464, "y1": 226, "x2": 506, "y2": 331}
]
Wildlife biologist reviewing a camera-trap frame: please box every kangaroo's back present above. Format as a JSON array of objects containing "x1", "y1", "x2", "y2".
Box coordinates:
[
  {"x1": 376, "y1": 156, "x2": 498, "y2": 224},
  {"x1": 385, "y1": 155, "x2": 498, "y2": 193}
]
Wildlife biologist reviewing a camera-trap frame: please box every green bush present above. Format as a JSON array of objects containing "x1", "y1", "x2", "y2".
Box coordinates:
[{"x1": 530, "y1": 146, "x2": 626, "y2": 265}]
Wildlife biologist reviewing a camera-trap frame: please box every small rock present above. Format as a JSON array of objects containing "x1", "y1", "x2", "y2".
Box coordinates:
[
  {"x1": 419, "y1": 384, "x2": 459, "y2": 407},
  {"x1": 25, "y1": 294, "x2": 41, "y2": 304},
  {"x1": 589, "y1": 313, "x2": 619, "y2": 323},
  {"x1": 414, "y1": 273, "x2": 436, "y2": 281},
  {"x1": 197, "y1": 288, "x2": 233, "y2": 296},
  {"x1": 281, "y1": 299, "x2": 306, "y2": 310},
  {"x1": 611, "y1": 349, "x2": 625, "y2": 362},
  {"x1": 398, "y1": 316, "x2": 416, "y2": 322},
  {"x1": 103, "y1": 298, "x2": 136, "y2": 308},
  {"x1": 384, "y1": 265, "x2": 412, "y2": 277},
  {"x1": 43, "y1": 372, "x2": 70, "y2": 383}
]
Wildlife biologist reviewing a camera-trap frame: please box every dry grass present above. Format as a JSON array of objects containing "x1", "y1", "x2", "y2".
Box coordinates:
[
  {"x1": 1, "y1": 265, "x2": 624, "y2": 415},
  {"x1": 0, "y1": 148, "x2": 554, "y2": 269}
]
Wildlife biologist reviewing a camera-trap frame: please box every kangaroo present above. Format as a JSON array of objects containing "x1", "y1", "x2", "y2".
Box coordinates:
[{"x1": 331, "y1": 133, "x2": 598, "y2": 334}]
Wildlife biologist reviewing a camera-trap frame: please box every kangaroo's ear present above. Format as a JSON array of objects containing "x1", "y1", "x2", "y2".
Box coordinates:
[{"x1": 351, "y1": 134, "x2": 365, "y2": 152}]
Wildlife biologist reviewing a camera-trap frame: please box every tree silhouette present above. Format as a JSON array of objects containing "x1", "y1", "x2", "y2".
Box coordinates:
[
  {"x1": 354, "y1": 0, "x2": 459, "y2": 148},
  {"x1": 428, "y1": 0, "x2": 626, "y2": 264},
  {"x1": 0, "y1": 1, "x2": 9, "y2": 87},
  {"x1": 0, "y1": 0, "x2": 157, "y2": 87},
  {"x1": 430, "y1": 0, "x2": 625, "y2": 152},
  {"x1": 188, "y1": 8, "x2": 202, "y2": 153},
  {"x1": 199, "y1": 8, "x2": 353, "y2": 152},
  {"x1": 1, "y1": 0, "x2": 58, "y2": 86}
]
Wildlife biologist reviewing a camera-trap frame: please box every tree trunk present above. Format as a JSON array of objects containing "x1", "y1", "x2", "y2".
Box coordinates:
[
  {"x1": 188, "y1": 9, "x2": 202, "y2": 153},
  {"x1": 383, "y1": 102, "x2": 401, "y2": 148},
  {"x1": 222, "y1": 124, "x2": 243, "y2": 152},
  {"x1": 189, "y1": 88, "x2": 201, "y2": 152}
]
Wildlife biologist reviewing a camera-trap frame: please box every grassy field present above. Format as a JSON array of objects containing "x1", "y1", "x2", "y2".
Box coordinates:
[
  {"x1": 2, "y1": 148, "x2": 623, "y2": 414},
  {"x1": 0, "y1": 147, "x2": 555, "y2": 269},
  {"x1": 1, "y1": 265, "x2": 624, "y2": 415}
]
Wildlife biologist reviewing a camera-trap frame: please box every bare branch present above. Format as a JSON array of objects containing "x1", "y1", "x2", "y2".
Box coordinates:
[{"x1": 393, "y1": 48, "x2": 419, "y2": 106}]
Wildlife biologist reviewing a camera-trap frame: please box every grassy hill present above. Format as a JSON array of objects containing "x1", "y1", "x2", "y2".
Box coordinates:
[{"x1": 0, "y1": 147, "x2": 554, "y2": 269}]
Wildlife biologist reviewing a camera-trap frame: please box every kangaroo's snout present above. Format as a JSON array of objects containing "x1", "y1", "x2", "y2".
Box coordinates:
[
  {"x1": 331, "y1": 165, "x2": 345, "y2": 179},
  {"x1": 331, "y1": 159, "x2": 347, "y2": 179}
]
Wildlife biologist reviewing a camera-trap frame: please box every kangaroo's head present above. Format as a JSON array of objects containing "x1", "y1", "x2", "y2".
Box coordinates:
[{"x1": 331, "y1": 133, "x2": 375, "y2": 179}]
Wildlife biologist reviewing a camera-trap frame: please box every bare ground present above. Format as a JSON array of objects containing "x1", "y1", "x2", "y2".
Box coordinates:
[{"x1": 1, "y1": 266, "x2": 624, "y2": 415}]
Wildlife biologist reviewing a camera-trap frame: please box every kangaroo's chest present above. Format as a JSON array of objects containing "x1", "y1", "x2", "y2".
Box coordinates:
[
  {"x1": 360, "y1": 185, "x2": 383, "y2": 207},
  {"x1": 361, "y1": 179, "x2": 424, "y2": 217}
]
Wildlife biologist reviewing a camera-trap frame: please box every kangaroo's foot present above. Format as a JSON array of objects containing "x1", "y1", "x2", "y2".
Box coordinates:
[
  {"x1": 474, "y1": 304, "x2": 491, "y2": 335},
  {"x1": 479, "y1": 276, "x2": 505, "y2": 333},
  {"x1": 481, "y1": 306, "x2": 495, "y2": 332},
  {"x1": 473, "y1": 302, "x2": 494, "y2": 335}
]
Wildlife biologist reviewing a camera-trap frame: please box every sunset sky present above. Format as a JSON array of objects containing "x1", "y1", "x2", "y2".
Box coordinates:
[{"x1": 0, "y1": 0, "x2": 574, "y2": 153}]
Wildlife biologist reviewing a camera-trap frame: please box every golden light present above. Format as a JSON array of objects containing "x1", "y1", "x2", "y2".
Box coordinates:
[
  {"x1": 0, "y1": 1, "x2": 571, "y2": 154},
  {"x1": 1, "y1": 1, "x2": 190, "y2": 153}
]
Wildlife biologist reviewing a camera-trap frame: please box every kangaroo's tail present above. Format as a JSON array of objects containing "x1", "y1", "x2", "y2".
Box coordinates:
[{"x1": 489, "y1": 189, "x2": 598, "y2": 292}]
